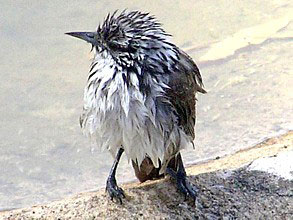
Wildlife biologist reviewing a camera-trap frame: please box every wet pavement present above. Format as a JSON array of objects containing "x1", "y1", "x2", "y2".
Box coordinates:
[
  {"x1": 1, "y1": 133, "x2": 292, "y2": 219},
  {"x1": 0, "y1": 0, "x2": 292, "y2": 210}
]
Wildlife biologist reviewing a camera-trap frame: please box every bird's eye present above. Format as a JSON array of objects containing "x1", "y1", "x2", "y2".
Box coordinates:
[
  {"x1": 108, "y1": 41, "x2": 128, "y2": 52},
  {"x1": 108, "y1": 41, "x2": 120, "y2": 49}
]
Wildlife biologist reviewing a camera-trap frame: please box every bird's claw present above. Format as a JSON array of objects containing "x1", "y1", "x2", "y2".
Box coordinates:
[
  {"x1": 177, "y1": 176, "x2": 198, "y2": 201},
  {"x1": 106, "y1": 177, "x2": 125, "y2": 204},
  {"x1": 166, "y1": 167, "x2": 198, "y2": 201}
]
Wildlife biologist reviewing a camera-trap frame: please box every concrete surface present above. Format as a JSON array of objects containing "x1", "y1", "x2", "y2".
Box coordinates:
[
  {"x1": 248, "y1": 151, "x2": 293, "y2": 180},
  {"x1": 1, "y1": 132, "x2": 292, "y2": 219}
]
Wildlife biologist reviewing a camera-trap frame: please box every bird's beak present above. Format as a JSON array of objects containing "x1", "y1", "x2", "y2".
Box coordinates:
[{"x1": 65, "y1": 32, "x2": 98, "y2": 45}]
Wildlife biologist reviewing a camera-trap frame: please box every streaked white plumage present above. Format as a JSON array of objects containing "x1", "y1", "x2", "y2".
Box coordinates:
[{"x1": 80, "y1": 48, "x2": 193, "y2": 171}]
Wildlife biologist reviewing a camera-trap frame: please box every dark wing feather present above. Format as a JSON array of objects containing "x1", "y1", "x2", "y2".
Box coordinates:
[
  {"x1": 166, "y1": 49, "x2": 206, "y2": 139},
  {"x1": 132, "y1": 49, "x2": 206, "y2": 182}
]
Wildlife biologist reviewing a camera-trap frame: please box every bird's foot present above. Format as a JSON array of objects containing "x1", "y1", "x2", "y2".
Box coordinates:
[
  {"x1": 106, "y1": 176, "x2": 125, "y2": 204},
  {"x1": 166, "y1": 167, "x2": 198, "y2": 201}
]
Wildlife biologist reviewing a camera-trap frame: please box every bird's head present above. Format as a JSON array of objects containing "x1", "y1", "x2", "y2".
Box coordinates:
[{"x1": 66, "y1": 10, "x2": 176, "y2": 68}]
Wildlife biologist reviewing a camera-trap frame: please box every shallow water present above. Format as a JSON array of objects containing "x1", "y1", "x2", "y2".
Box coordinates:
[{"x1": 0, "y1": 0, "x2": 292, "y2": 210}]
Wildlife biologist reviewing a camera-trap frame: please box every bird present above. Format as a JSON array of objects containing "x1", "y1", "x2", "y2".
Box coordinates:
[{"x1": 66, "y1": 10, "x2": 206, "y2": 204}]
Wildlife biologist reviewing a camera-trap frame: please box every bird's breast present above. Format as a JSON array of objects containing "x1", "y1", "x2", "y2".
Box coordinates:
[
  {"x1": 84, "y1": 58, "x2": 145, "y2": 116},
  {"x1": 81, "y1": 60, "x2": 164, "y2": 166},
  {"x1": 80, "y1": 56, "x2": 192, "y2": 169}
]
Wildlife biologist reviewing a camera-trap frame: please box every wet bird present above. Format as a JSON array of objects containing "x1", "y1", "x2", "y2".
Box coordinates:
[{"x1": 66, "y1": 10, "x2": 206, "y2": 204}]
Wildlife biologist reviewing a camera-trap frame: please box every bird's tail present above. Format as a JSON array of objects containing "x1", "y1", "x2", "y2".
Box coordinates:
[{"x1": 132, "y1": 155, "x2": 179, "y2": 182}]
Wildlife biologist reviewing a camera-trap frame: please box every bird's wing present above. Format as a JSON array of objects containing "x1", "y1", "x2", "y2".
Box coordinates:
[{"x1": 166, "y1": 49, "x2": 206, "y2": 139}]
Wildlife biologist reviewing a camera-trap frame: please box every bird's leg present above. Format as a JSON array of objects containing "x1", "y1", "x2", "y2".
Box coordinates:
[
  {"x1": 166, "y1": 153, "x2": 198, "y2": 200},
  {"x1": 106, "y1": 148, "x2": 125, "y2": 204}
]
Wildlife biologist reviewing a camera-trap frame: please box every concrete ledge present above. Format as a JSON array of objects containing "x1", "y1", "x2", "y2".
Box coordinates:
[{"x1": 1, "y1": 132, "x2": 292, "y2": 219}]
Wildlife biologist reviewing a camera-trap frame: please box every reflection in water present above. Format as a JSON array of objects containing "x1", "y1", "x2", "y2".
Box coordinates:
[{"x1": 0, "y1": 0, "x2": 292, "y2": 210}]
